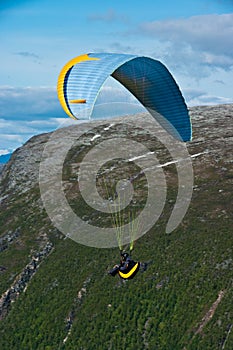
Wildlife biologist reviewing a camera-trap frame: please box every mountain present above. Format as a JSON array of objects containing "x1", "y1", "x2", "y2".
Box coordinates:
[{"x1": 0, "y1": 105, "x2": 232, "y2": 350}]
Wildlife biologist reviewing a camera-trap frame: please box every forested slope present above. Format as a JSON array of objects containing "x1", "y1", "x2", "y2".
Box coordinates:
[{"x1": 0, "y1": 105, "x2": 232, "y2": 349}]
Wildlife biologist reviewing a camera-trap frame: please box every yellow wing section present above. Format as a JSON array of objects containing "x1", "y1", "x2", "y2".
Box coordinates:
[
  {"x1": 57, "y1": 54, "x2": 99, "y2": 119},
  {"x1": 118, "y1": 262, "x2": 139, "y2": 279}
]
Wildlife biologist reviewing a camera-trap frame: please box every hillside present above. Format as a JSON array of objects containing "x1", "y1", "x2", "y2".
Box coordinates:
[{"x1": 0, "y1": 104, "x2": 232, "y2": 350}]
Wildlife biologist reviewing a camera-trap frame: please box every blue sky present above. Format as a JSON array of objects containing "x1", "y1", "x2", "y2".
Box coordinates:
[{"x1": 0, "y1": 0, "x2": 233, "y2": 154}]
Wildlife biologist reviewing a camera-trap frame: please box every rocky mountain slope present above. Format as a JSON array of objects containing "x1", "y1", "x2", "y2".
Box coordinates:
[{"x1": 0, "y1": 104, "x2": 232, "y2": 350}]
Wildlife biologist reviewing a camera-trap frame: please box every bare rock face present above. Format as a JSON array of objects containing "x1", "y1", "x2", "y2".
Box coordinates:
[
  {"x1": 0, "y1": 104, "x2": 232, "y2": 201},
  {"x1": 0, "y1": 104, "x2": 232, "y2": 238},
  {"x1": 188, "y1": 104, "x2": 232, "y2": 162},
  {"x1": 0, "y1": 133, "x2": 50, "y2": 198}
]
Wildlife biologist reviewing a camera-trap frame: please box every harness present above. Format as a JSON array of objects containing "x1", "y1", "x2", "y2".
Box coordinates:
[{"x1": 118, "y1": 261, "x2": 140, "y2": 279}]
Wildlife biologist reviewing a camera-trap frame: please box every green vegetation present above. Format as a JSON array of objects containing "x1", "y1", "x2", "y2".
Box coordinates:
[
  {"x1": 0, "y1": 115, "x2": 232, "y2": 349},
  {"x1": 0, "y1": 174, "x2": 232, "y2": 349}
]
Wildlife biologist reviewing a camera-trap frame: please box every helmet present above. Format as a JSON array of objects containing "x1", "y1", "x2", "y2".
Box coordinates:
[{"x1": 121, "y1": 252, "x2": 129, "y2": 261}]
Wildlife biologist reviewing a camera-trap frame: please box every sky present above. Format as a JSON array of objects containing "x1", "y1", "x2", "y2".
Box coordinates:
[{"x1": 0, "y1": 0, "x2": 233, "y2": 154}]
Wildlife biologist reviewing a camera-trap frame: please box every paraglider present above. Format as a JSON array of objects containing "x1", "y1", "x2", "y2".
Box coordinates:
[
  {"x1": 56, "y1": 52, "x2": 193, "y2": 279},
  {"x1": 108, "y1": 252, "x2": 140, "y2": 280},
  {"x1": 57, "y1": 52, "x2": 192, "y2": 142}
]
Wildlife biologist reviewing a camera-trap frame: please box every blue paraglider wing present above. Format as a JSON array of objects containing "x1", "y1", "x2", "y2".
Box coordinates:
[{"x1": 57, "y1": 53, "x2": 192, "y2": 141}]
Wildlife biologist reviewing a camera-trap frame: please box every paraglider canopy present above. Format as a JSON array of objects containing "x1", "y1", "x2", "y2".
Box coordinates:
[{"x1": 57, "y1": 52, "x2": 192, "y2": 142}]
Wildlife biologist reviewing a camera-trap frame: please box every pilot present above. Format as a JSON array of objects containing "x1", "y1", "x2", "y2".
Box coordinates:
[{"x1": 108, "y1": 252, "x2": 140, "y2": 280}]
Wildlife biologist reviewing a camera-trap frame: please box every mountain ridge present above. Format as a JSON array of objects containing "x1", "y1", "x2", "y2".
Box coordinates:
[{"x1": 0, "y1": 104, "x2": 232, "y2": 349}]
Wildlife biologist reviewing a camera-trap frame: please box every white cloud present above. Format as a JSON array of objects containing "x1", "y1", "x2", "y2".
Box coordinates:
[
  {"x1": 184, "y1": 88, "x2": 233, "y2": 106},
  {"x1": 138, "y1": 14, "x2": 233, "y2": 73},
  {"x1": 0, "y1": 85, "x2": 68, "y2": 150},
  {"x1": 0, "y1": 134, "x2": 24, "y2": 152},
  {"x1": 0, "y1": 134, "x2": 24, "y2": 141},
  {"x1": 140, "y1": 14, "x2": 233, "y2": 55},
  {"x1": 0, "y1": 118, "x2": 38, "y2": 133},
  {"x1": 0, "y1": 149, "x2": 11, "y2": 156},
  {"x1": 0, "y1": 86, "x2": 64, "y2": 119}
]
